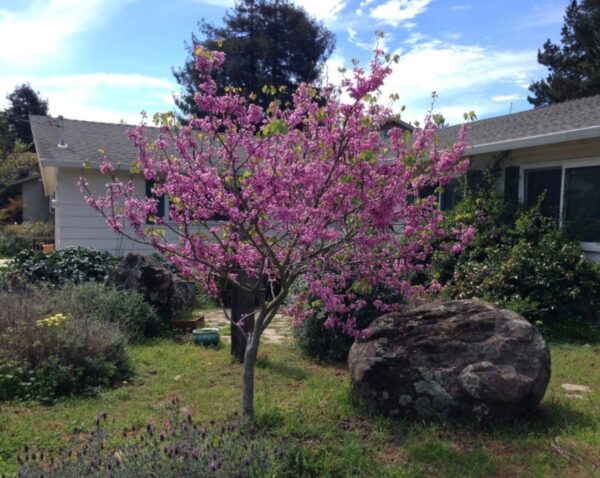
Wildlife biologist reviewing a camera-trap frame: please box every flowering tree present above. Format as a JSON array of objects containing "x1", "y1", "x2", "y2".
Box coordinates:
[{"x1": 80, "y1": 46, "x2": 472, "y2": 417}]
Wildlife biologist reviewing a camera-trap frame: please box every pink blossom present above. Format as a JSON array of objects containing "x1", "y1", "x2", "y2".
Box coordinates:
[{"x1": 80, "y1": 45, "x2": 472, "y2": 372}]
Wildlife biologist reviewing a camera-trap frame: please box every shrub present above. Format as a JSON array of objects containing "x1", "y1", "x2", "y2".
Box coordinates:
[
  {"x1": 17, "y1": 400, "x2": 286, "y2": 477},
  {"x1": 293, "y1": 284, "x2": 403, "y2": 362},
  {"x1": 52, "y1": 282, "x2": 165, "y2": 341},
  {"x1": 434, "y1": 173, "x2": 600, "y2": 336},
  {"x1": 0, "y1": 289, "x2": 132, "y2": 403},
  {"x1": 9, "y1": 247, "x2": 119, "y2": 285},
  {"x1": 0, "y1": 221, "x2": 54, "y2": 257}
]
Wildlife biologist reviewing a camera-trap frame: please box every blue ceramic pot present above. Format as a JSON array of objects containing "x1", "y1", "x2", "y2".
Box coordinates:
[{"x1": 193, "y1": 328, "x2": 220, "y2": 346}]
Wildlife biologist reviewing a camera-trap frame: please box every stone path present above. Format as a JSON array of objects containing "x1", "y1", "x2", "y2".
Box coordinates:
[{"x1": 201, "y1": 308, "x2": 293, "y2": 344}]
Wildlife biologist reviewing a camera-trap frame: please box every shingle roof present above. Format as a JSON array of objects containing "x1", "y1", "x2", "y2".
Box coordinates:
[
  {"x1": 29, "y1": 115, "x2": 159, "y2": 167},
  {"x1": 31, "y1": 95, "x2": 600, "y2": 166},
  {"x1": 436, "y1": 94, "x2": 600, "y2": 151}
]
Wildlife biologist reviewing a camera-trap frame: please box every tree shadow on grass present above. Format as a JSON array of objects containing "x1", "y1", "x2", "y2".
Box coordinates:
[
  {"x1": 255, "y1": 357, "x2": 309, "y2": 381},
  {"x1": 345, "y1": 387, "x2": 598, "y2": 442}
]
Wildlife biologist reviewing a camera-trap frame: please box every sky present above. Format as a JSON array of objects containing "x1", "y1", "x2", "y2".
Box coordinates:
[{"x1": 0, "y1": 0, "x2": 570, "y2": 126}]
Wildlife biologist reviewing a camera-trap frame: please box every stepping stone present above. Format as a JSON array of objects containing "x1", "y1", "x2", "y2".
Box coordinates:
[
  {"x1": 561, "y1": 383, "x2": 591, "y2": 393},
  {"x1": 565, "y1": 394, "x2": 584, "y2": 400}
]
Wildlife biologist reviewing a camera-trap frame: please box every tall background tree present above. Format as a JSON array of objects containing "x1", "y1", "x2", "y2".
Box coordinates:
[
  {"x1": 3, "y1": 83, "x2": 48, "y2": 150},
  {"x1": 173, "y1": 0, "x2": 335, "y2": 117},
  {"x1": 528, "y1": 0, "x2": 600, "y2": 107},
  {"x1": 0, "y1": 84, "x2": 48, "y2": 222}
]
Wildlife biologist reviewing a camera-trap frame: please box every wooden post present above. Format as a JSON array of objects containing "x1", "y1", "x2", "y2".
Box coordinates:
[{"x1": 230, "y1": 275, "x2": 255, "y2": 363}]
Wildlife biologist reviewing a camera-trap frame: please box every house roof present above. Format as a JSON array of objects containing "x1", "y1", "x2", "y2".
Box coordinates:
[
  {"x1": 10, "y1": 173, "x2": 42, "y2": 187},
  {"x1": 29, "y1": 115, "x2": 160, "y2": 168},
  {"x1": 436, "y1": 94, "x2": 600, "y2": 155}
]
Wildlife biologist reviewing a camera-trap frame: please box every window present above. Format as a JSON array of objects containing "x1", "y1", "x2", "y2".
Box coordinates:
[
  {"x1": 522, "y1": 160, "x2": 600, "y2": 245},
  {"x1": 564, "y1": 165, "x2": 600, "y2": 242},
  {"x1": 145, "y1": 179, "x2": 166, "y2": 223},
  {"x1": 525, "y1": 168, "x2": 562, "y2": 221},
  {"x1": 440, "y1": 179, "x2": 462, "y2": 211}
]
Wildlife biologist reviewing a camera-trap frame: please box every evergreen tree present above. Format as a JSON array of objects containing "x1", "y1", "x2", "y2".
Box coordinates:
[
  {"x1": 173, "y1": 0, "x2": 335, "y2": 117},
  {"x1": 528, "y1": 0, "x2": 600, "y2": 107},
  {"x1": 4, "y1": 83, "x2": 49, "y2": 149}
]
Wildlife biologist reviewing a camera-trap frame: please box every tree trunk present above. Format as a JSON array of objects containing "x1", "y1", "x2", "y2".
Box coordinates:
[
  {"x1": 242, "y1": 331, "x2": 260, "y2": 417},
  {"x1": 231, "y1": 276, "x2": 255, "y2": 363}
]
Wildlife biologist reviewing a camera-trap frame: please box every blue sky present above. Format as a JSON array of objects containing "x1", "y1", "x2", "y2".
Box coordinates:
[{"x1": 0, "y1": 0, "x2": 569, "y2": 125}]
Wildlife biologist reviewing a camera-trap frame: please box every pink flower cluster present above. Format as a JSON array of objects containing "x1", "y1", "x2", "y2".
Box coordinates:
[{"x1": 81, "y1": 47, "x2": 471, "y2": 336}]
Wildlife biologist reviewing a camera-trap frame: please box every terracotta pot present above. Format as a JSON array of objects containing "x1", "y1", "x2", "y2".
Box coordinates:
[{"x1": 42, "y1": 243, "x2": 55, "y2": 253}]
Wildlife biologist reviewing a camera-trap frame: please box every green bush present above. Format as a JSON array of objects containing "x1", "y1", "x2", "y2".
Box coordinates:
[
  {"x1": 17, "y1": 401, "x2": 286, "y2": 477},
  {"x1": 9, "y1": 247, "x2": 119, "y2": 285},
  {"x1": 52, "y1": 282, "x2": 165, "y2": 341},
  {"x1": 0, "y1": 289, "x2": 132, "y2": 403},
  {"x1": 293, "y1": 284, "x2": 403, "y2": 362},
  {"x1": 0, "y1": 221, "x2": 54, "y2": 257},
  {"x1": 434, "y1": 172, "x2": 600, "y2": 337}
]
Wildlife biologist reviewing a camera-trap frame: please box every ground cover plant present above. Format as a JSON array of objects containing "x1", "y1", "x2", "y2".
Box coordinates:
[
  {"x1": 50, "y1": 282, "x2": 165, "y2": 342},
  {"x1": 9, "y1": 247, "x2": 119, "y2": 285},
  {"x1": 0, "y1": 288, "x2": 132, "y2": 403},
  {"x1": 16, "y1": 399, "x2": 284, "y2": 477},
  {"x1": 0, "y1": 335, "x2": 598, "y2": 477},
  {"x1": 82, "y1": 43, "x2": 473, "y2": 416}
]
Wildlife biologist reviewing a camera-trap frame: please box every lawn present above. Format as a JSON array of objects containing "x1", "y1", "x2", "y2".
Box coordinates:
[{"x1": 0, "y1": 337, "x2": 598, "y2": 477}]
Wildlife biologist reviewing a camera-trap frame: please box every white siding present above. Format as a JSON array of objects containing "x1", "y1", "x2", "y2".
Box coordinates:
[{"x1": 55, "y1": 169, "x2": 179, "y2": 255}]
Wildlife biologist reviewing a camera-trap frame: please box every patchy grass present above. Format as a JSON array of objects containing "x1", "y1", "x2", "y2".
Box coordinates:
[{"x1": 0, "y1": 342, "x2": 598, "y2": 477}]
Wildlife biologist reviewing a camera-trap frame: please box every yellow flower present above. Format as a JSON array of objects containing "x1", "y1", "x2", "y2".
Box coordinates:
[{"x1": 36, "y1": 313, "x2": 69, "y2": 328}]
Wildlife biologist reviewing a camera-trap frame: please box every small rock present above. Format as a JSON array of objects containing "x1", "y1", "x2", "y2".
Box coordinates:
[
  {"x1": 565, "y1": 394, "x2": 584, "y2": 400},
  {"x1": 561, "y1": 384, "x2": 591, "y2": 393}
]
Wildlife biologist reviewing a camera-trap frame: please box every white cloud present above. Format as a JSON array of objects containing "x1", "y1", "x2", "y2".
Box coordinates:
[
  {"x1": 348, "y1": 27, "x2": 390, "y2": 52},
  {"x1": 492, "y1": 94, "x2": 523, "y2": 102},
  {"x1": 193, "y1": 0, "x2": 347, "y2": 22},
  {"x1": 405, "y1": 32, "x2": 427, "y2": 45},
  {"x1": 370, "y1": 0, "x2": 433, "y2": 27},
  {"x1": 356, "y1": 0, "x2": 376, "y2": 15},
  {"x1": 370, "y1": 40, "x2": 541, "y2": 123},
  {"x1": 0, "y1": 0, "x2": 129, "y2": 71},
  {"x1": 0, "y1": 73, "x2": 177, "y2": 124},
  {"x1": 296, "y1": 0, "x2": 347, "y2": 22}
]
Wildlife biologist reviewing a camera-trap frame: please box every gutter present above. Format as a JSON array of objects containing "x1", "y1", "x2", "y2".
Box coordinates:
[{"x1": 466, "y1": 125, "x2": 600, "y2": 155}]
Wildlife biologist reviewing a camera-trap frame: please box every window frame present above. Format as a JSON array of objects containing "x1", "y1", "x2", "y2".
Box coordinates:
[{"x1": 518, "y1": 157, "x2": 600, "y2": 253}]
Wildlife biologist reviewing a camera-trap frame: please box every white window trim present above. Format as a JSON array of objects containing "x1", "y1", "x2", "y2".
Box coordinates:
[{"x1": 519, "y1": 156, "x2": 600, "y2": 253}]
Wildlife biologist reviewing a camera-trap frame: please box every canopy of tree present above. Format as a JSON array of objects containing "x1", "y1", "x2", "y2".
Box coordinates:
[
  {"x1": 2, "y1": 83, "x2": 48, "y2": 149},
  {"x1": 173, "y1": 0, "x2": 335, "y2": 116},
  {"x1": 528, "y1": 0, "x2": 600, "y2": 107}
]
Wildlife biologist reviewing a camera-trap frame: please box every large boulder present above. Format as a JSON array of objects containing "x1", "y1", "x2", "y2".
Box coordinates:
[
  {"x1": 348, "y1": 300, "x2": 551, "y2": 422},
  {"x1": 106, "y1": 253, "x2": 196, "y2": 319}
]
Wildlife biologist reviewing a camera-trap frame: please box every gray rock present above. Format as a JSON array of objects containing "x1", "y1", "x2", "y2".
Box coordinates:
[
  {"x1": 106, "y1": 253, "x2": 196, "y2": 319},
  {"x1": 347, "y1": 299, "x2": 551, "y2": 422}
]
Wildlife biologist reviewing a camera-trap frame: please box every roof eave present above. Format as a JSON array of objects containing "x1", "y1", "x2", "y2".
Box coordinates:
[{"x1": 466, "y1": 125, "x2": 600, "y2": 156}]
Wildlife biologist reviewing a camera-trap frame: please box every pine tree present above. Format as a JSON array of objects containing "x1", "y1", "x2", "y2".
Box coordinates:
[
  {"x1": 173, "y1": 0, "x2": 335, "y2": 117},
  {"x1": 528, "y1": 0, "x2": 600, "y2": 107},
  {"x1": 4, "y1": 84, "x2": 49, "y2": 149}
]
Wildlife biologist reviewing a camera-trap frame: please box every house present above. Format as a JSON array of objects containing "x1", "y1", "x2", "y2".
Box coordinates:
[
  {"x1": 436, "y1": 94, "x2": 600, "y2": 262},
  {"x1": 10, "y1": 174, "x2": 52, "y2": 222},
  {"x1": 30, "y1": 94, "x2": 600, "y2": 260},
  {"x1": 29, "y1": 115, "x2": 166, "y2": 255}
]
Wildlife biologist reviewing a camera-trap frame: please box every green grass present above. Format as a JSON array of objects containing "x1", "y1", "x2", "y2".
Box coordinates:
[{"x1": 0, "y1": 341, "x2": 599, "y2": 477}]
